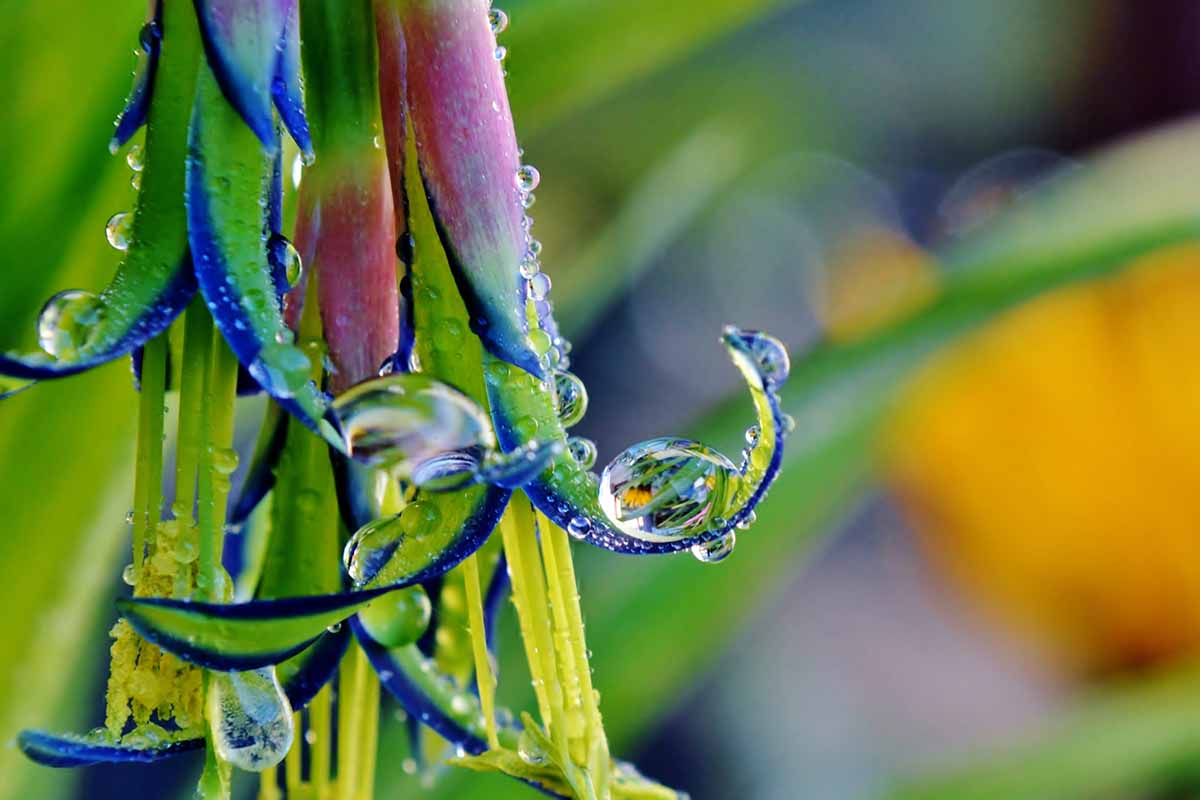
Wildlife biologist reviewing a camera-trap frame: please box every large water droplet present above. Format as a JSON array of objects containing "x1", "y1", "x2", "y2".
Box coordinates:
[
  {"x1": 553, "y1": 371, "x2": 588, "y2": 428},
  {"x1": 37, "y1": 290, "x2": 105, "y2": 360},
  {"x1": 515, "y1": 164, "x2": 540, "y2": 192},
  {"x1": 329, "y1": 374, "x2": 492, "y2": 475},
  {"x1": 208, "y1": 668, "x2": 294, "y2": 772},
  {"x1": 528, "y1": 272, "x2": 551, "y2": 301},
  {"x1": 488, "y1": 7, "x2": 509, "y2": 33},
  {"x1": 598, "y1": 437, "x2": 739, "y2": 542},
  {"x1": 410, "y1": 450, "x2": 480, "y2": 491},
  {"x1": 567, "y1": 436, "x2": 597, "y2": 469},
  {"x1": 691, "y1": 532, "x2": 735, "y2": 563},
  {"x1": 247, "y1": 341, "x2": 311, "y2": 399},
  {"x1": 105, "y1": 212, "x2": 133, "y2": 251},
  {"x1": 359, "y1": 586, "x2": 431, "y2": 648}
]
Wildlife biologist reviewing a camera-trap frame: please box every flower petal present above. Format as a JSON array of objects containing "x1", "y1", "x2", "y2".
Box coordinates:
[
  {"x1": 193, "y1": 0, "x2": 293, "y2": 150},
  {"x1": 403, "y1": 0, "x2": 541, "y2": 377},
  {"x1": 270, "y1": 0, "x2": 312, "y2": 159},
  {"x1": 17, "y1": 729, "x2": 204, "y2": 768},
  {"x1": 110, "y1": 2, "x2": 162, "y2": 152},
  {"x1": 276, "y1": 625, "x2": 350, "y2": 710},
  {"x1": 186, "y1": 67, "x2": 336, "y2": 439},
  {"x1": 226, "y1": 401, "x2": 288, "y2": 528}
]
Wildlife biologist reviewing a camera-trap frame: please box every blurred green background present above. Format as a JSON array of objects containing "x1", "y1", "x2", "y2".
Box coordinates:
[{"x1": 6, "y1": 1, "x2": 1200, "y2": 798}]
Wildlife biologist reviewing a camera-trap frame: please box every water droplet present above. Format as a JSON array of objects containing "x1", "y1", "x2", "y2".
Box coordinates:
[
  {"x1": 515, "y1": 164, "x2": 540, "y2": 192},
  {"x1": 125, "y1": 510, "x2": 135, "y2": 525},
  {"x1": 247, "y1": 341, "x2": 311, "y2": 399},
  {"x1": 744, "y1": 425, "x2": 760, "y2": 446},
  {"x1": 568, "y1": 436, "x2": 597, "y2": 469},
  {"x1": 122, "y1": 563, "x2": 136, "y2": 586},
  {"x1": 521, "y1": 192, "x2": 536, "y2": 209},
  {"x1": 359, "y1": 585, "x2": 432, "y2": 647},
  {"x1": 782, "y1": 413, "x2": 797, "y2": 435},
  {"x1": 450, "y1": 694, "x2": 474, "y2": 715},
  {"x1": 37, "y1": 290, "x2": 105, "y2": 359},
  {"x1": 488, "y1": 7, "x2": 509, "y2": 33},
  {"x1": 517, "y1": 729, "x2": 547, "y2": 765},
  {"x1": 736, "y1": 509, "x2": 757, "y2": 529},
  {"x1": 268, "y1": 236, "x2": 303, "y2": 288},
  {"x1": 326, "y1": 622, "x2": 342, "y2": 634},
  {"x1": 519, "y1": 256, "x2": 540, "y2": 279},
  {"x1": 105, "y1": 212, "x2": 133, "y2": 251},
  {"x1": 567, "y1": 516, "x2": 590, "y2": 539},
  {"x1": 138, "y1": 21, "x2": 161, "y2": 53},
  {"x1": 598, "y1": 437, "x2": 740, "y2": 542},
  {"x1": 529, "y1": 328, "x2": 552, "y2": 355},
  {"x1": 691, "y1": 532, "x2": 736, "y2": 563},
  {"x1": 395, "y1": 232, "x2": 415, "y2": 265},
  {"x1": 208, "y1": 668, "x2": 294, "y2": 771},
  {"x1": 343, "y1": 517, "x2": 399, "y2": 584},
  {"x1": 213, "y1": 447, "x2": 239, "y2": 476},
  {"x1": 402, "y1": 757, "x2": 418, "y2": 775},
  {"x1": 526, "y1": 239, "x2": 543, "y2": 258},
  {"x1": 410, "y1": 450, "x2": 480, "y2": 491},
  {"x1": 528, "y1": 272, "x2": 551, "y2": 301},
  {"x1": 130, "y1": 171, "x2": 142, "y2": 191},
  {"x1": 274, "y1": 329, "x2": 294, "y2": 345},
  {"x1": 493, "y1": 45, "x2": 507, "y2": 61},
  {"x1": 304, "y1": 729, "x2": 317, "y2": 745},
  {"x1": 553, "y1": 371, "x2": 588, "y2": 428},
  {"x1": 125, "y1": 144, "x2": 144, "y2": 172},
  {"x1": 433, "y1": 319, "x2": 464, "y2": 350},
  {"x1": 512, "y1": 415, "x2": 539, "y2": 442},
  {"x1": 329, "y1": 373, "x2": 492, "y2": 475}
]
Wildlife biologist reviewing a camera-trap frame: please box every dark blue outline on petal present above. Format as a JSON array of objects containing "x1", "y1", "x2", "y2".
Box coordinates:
[
  {"x1": 110, "y1": 2, "x2": 163, "y2": 152},
  {"x1": 17, "y1": 729, "x2": 204, "y2": 768}
]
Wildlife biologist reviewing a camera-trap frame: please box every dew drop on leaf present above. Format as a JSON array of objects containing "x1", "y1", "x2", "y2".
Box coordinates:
[
  {"x1": 691, "y1": 532, "x2": 736, "y2": 563},
  {"x1": 247, "y1": 341, "x2": 311, "y2": 399},
  {"x1": 515, "y1": 164, "x2": 540, "y2": 192},
  {"x1": 553, "y1": 370, "x2": 588, "y2": 428},
  {"x1": 359, "y1": 585, "x2": 431, "y2": 647},
  {"x1": 105, "y1": 211, "x2": 133, "y2": 251},
  {"x1": 208, "y1": 668, "x2": 294, "y2": 772},
  {"x1": 329, "y1": 373, "x2": 492, "y2": 474},
  {"x1": 125, "y1": 144, "x2": 144, "y2": 172},
  {"x1": 488, "y1": 7, "x2": 508, "y2": 34},
  {"x1": 598, "y1": 437, "x2": 739, "y2": 542},
  {"x1": 37, "y1": 290, "x2": 105, "y2": 359},
  {"x1": 517, "y1": 729, "x2": 547, "y2": 765},
  {"x1": 568, "y1": 436, "x2": 597, "y2": 469}
]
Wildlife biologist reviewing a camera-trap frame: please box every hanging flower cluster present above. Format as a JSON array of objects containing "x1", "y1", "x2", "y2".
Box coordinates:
[{"x1": 4, "y1": 0, "x2": 791, "y2": 797}]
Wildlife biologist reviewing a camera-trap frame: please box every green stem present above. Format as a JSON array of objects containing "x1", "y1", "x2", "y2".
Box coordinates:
[
  {"x1": 463, "y1": 553, "x2": 501, "y2": 749},
  {"x1": 311, "y1": 684, "x2": 333, "y2": 795},
  {"x1": 357, "y1": 668, "x2": 381, "y2": 800},
  {"x1": 538, "y1": 514, "x2": 586, "y2": 765},
  {"x1": 498, "y1": 502, "x2": 554, "y2": 726},
  {"x1": 197, "y1": 327, "x2": 239, "y2": 602},
  {"x1": 337, "y1": 644, "x2": 369, "y2": 799},
  {"x1": 131, "y1": 334, "x2": 167, "y2": 584},
  {"x1": 174, "y1": 300, "x2": 212, "y2": 528}
]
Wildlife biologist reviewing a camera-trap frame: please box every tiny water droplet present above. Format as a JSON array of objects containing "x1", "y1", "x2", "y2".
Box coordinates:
[
  {"x1": 521, "y1": 192, "x2": 536, "y2": 209},
  {"x1": 213, "y1": 447, "x2": 239, "y2": 475},
  {"x1": 402, "y1": 757, "x2": 418, "y2": 774},
  {"x1": 488, "y1": 7, "x2": 509, "y2": 33},
  {"x1": 567, "y1": 516, "x2": 590, "y2": 539},
  {"x1": 329, "y1": 373, "x2": 491, "y2": 474},
  {"x1": 138, "y1": 21, "x2": 161, "y2": 53},
  {"x1": 125, "y1": 509, "x2": 135, "y2": 525},
  {"x1": 553, "y1": 370, "x2": 588, "y2": 428},
  {"x1": 493, "y1": 45, "x2": 507, "y2": 61},
  {"x1": 512, "y1": 415, "x2": 540, "y2": 444},
  {"x1": 737, "y1": 509, "x2": 757, "y2": 529},
  {"x1": 529, "y1": 328, "x2": 552, "y2": 355},
  {"x1": 304, "y1": 729, "x2": 317, "y2": 745},
  {"x1": 208, "y1": 668, "x2": 294, "y2": 771},
  {"x1": 526, "y1": 239, "x2": 543, "y2": 259},
  {"x1": 395, "y1": 232, "x2": 415, "y2": 264},
  {"x1": 450, "y1": 694, "x2": 474, "y2": 715},
  {"x1": 291, "y1": 153, "x2": 304, "y2": 189},
  {"x1": 37, "y1": 290, "x2": 105, "y2": 360},
  {"x1": 692, "y1": 532, "x2": 736, "y2": 563},
  {"x1": 122, "y1": 563, "x2": 136, "y2": 586},
  {"x1": 106, "y1": 211, "x2": 133, "y2": 251},
  {"x1": 517, "y1": 729, "x2": 547, "y2": 765},
  {"x1": 130, "y1": 171, "x2": 142, "y2": 191},
  {"x1": 724, "y1": 327, "x2": 790, "y2": 384},
  {"x1": 325, "y1": 622, "x2": 342, "y2": 634},
  {"x1": 515, "y1": 164, "x2": 540, "y2": 192},
  {"x1": 274, "y1": 329, "x2": 294, "y2": 345},
  {"x1": 528, "y1": 272, "x2": 551, "y2": 301},
  {"x1": 519, "y1": 256, "x2": 540, "y2": 279},
  {"x1": 598, "y1": 437, "x2": 739, "y2": 542},
  {"x1": 568, "y1": 436, "x2": 597, "y2": 469},
  {"x1": 782, "y1": 413, "x2": 797, "y2": 435},
  {"x1": 433, "y1": 318, "x2": 464, "y2": 350},
  {"x1": 125, "y1": 144, "x2": 144, "y2": 172},
  {"x1": 745, "y1": 425, "x2": 760, "y2": 446}
]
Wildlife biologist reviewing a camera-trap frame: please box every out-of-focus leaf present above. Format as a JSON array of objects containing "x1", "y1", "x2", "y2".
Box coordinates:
[
  {"x1": 504, "y1": 0, "x2": 804, "y2": 131},
  {"x1": 385, "y1": 118, "x2": 1200, "y2": 797},
  {"x1": 891, "y1": 664, "x2": 1200, "y2": 800}
]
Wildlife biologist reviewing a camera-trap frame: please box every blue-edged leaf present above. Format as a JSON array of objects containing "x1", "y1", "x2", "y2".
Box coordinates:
[
  {"x1": 118, "y1": 586, "x2": 401, "y2": 671},
  {"x1": 186, "y1": 66, "x2": 336, "y2": 440},
  {"x1": 276, "y1": 625, "x2": 350, "y2": 710},
  {"x1": 484, "y1": 325, "x2": 789, "y2": 554},
  {"x1": 193, "y1": 0, "x2": 292, "y2": 151},
  {"x1": 483, "y1": 552, "x2": 509, "y2": 655},
  {"x1": 109, "y1": 2, "x2": 162, "y2": 151},
  {"x1": 270, "y1": 0, "x2": 312, "y2": 158},
  {"x1": 17, "y1": 729, "x2": 203, "y2": 768},
  {"x1": 0, "y1": 0, "x2": 199, "y2": 383}
]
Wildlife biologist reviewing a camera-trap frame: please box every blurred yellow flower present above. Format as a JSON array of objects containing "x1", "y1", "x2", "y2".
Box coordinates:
[{"x1": 885, "y1": 243, "x2": 1200, "y2": 676}]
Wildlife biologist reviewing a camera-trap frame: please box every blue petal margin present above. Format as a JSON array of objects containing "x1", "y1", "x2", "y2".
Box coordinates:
[
  {"x1": 278, "y1": 626, "x2": 350, "y2": 710},
  {"x1": 110, "y1": 2, "x2": 163, "y2": 152},
  {"x1": 18, "y1": 730, "x2": 203, "y2": 768},
  {"x1": 0, "y1": 264, "x2": 196, "y2": 380},
  {"x1": 270, "y1": 0, "x2": 312, "y2": 159}
]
